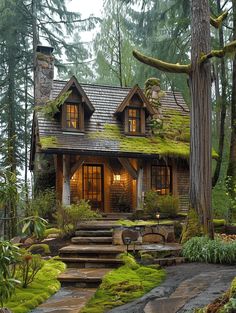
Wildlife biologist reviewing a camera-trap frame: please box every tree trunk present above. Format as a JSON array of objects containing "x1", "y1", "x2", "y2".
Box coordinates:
[
  {"x1": 227, "y1": 0, "x2": 236, "y2": 213},
  {"x1": 189, "y1": 0, "x2": 214, "y2": 238},
  {"x1": 212, "y1": 0, "x2": 227, "y2": 187}
]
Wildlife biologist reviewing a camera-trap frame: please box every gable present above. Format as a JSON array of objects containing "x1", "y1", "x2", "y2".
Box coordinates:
[
  {"x1": 56, "y1": 76, "x2": 95, "y2": 115},
  {"x1": 115, "y1": 84, "x2": 155, "y2": 116}
]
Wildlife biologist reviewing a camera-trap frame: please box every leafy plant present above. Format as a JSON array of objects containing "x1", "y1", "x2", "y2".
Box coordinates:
[
  {"x1": 18, "y1": 253, "x2": 43, "y2": 288},
  {"x1": 55, "y1": 200, "x2": 102, "y2": 235},
  {"x1": 182, "y1": 236, "x2": 236, "y2": 264},
  {"x1": 143, "y1": 190, "x2": 179, "y2": 218},
  {"x1": 29, "y1": 188, "x2": 56, "y2": 220},
  {"x1": 20, "y1": 215, "x2": 48, "y2": 239},
  {"x1": 0, "y1": 241, "x2": 20, "y2": 308}
]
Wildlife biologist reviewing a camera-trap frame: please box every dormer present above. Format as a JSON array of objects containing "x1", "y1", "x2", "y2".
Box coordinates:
[
  {"x1": 115, "y1": 85, "x2": 155, "y2": 136},
  {"x1": 57, "y1": 76, "x2": 94, "y2": 132}
]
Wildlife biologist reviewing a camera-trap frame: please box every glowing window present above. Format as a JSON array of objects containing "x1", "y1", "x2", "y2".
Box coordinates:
[
  {"x1": 128, "y1": 108, "x2": 141, "y2": 133},
  {"x1": 151, "y1": 165, "x2": 171, "y2": 195},
  {"x1": 66, "y1": 104, "x2": 79, "y2": 129}
]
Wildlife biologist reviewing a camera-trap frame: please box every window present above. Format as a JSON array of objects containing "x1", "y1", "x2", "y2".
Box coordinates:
[
  {"x1": 66, "y1": 104, "x2": 79, "y2": 129},
  {"x1": 128, "y1": 108, "x2": 141, "y2": 133},
  {"x1": 151, "y1": 165, "x2": 171, "y2": 195}
]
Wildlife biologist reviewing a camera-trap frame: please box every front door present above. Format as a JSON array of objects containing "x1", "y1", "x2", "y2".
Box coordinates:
[{"x1": 82, "y1": 164, "x2": 104, "y2": 211}]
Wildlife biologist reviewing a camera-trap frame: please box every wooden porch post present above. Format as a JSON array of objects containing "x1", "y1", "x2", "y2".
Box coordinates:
[
  {"x1": 62, "y1": 154, "x2": 71, "y2": 206},
  {"x1": 137, "y1": 166, "x2": 143, "y2": 209}
]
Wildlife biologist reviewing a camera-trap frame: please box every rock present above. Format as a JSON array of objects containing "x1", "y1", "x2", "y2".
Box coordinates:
[
  {"x1": 24, "y1": 237, "x2": 34, "y2": 245},
  {"x1": 10, "y1": 236, "x2": 22, "y2": 244},
  {"x1": 0, "y1": 308, "x2": 13, "y2": 313},
  {"x1": 47, "y1": 233, "x2": 59, "y2": 239}
]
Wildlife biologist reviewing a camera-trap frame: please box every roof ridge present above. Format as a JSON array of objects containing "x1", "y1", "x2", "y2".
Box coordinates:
[{"x1": 53, "y1": 79, "x2": 132, "y2": 90}]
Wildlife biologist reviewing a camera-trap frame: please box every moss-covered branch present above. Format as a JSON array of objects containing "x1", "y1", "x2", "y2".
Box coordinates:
[
  {"x1": 133, "y1": 50, "x2": 191, "y2": 74},
  {"x1": 200, "y1": 40, "x2": 236, "y2": 63},
  {"x1": 210, "y1": 11, "x2": 228, "y2": 28}
]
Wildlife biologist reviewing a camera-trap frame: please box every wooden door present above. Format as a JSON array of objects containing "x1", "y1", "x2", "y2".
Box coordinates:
[{"x1": 83, "y1": 164, "x2": 104, "y2": 211}]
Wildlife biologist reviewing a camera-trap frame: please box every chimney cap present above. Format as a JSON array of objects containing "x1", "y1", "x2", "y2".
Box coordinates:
[{"x1": 36, "y1": 45, "x2": 54, "y2": 55}]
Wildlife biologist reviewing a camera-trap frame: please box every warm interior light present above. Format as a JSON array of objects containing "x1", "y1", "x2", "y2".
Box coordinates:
[{"x1": 114, "y1": 174, "x2": 121, "y2": 182}]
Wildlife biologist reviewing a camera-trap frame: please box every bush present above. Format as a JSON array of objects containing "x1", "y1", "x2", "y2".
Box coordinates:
[
  {"x1": 181, "y1": 209, "x2": 203, "y2": 243},
  {"x1": 20, "y1": 216, "x2": 48, "y2": 239},
  {"x1": 18, "y1": 253, "x2": 43, "y2": 288},
  {"x1": 29, "y1": 188, "x2": 56, "y2": 220},
  {"x1": 182, "y1": 236, "x2": 236, "y2": 264},
  {"x1": 55, "y1": 200, "x2": 102, "y2": 235},
  {"x1": 143, "y1": 190, "x2": 179, "y2": 218}
]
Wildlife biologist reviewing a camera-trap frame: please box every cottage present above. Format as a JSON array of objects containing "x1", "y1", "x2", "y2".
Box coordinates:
[{"x1": 30, "y1": 46, "x2": 190, "y2": 213}]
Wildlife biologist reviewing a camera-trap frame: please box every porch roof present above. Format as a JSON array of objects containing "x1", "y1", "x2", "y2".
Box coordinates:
[{"x1": 36, "y1": 80, "x2": 192, "y2": 159}]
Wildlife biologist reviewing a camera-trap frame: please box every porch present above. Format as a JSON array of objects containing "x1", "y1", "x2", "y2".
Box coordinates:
[{"x1": 56, "y1": 155, "x2": 145, "y2": 212}]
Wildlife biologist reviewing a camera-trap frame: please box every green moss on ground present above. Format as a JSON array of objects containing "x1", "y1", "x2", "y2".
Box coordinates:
[
  {"x1": 116, "y1": 219, "x2": 174, "y2": 227},
  {"x1": 4, "y1": 258, "x2": 66, "y2": 313},
  {"x1": 44, "y1": 227, "x2": 62, "y2": 238},
  {"x1": 81, "y1": 254, "x2": 166, "y2": 313}
]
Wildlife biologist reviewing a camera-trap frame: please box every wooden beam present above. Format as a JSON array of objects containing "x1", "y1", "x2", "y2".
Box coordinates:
[
  {"x1": 70, "y1": 156, "x2": 85, "y2": 178},
  {"x1": 118, "y1": 158, "x2": 138, "y2": 179},
  {"x1": 137, "y1": 167, "x2": 143, "y2": 208},
  {"x1": 62, "y1": 154, "x2": 70, "y2": 206}
]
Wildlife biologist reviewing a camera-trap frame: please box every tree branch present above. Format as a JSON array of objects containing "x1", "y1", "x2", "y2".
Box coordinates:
[
  {"x1": 133, "y1": 49, "x2": 191, "y2": 74},
  {"x1": 200, "y1": 40, "x2": 236, "y2": 63},
  {"x1": 210, "y1": 11, "x2": 228, "y2": 28}
]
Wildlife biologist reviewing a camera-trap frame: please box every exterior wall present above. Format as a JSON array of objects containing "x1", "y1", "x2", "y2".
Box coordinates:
[
  {"x1": 142, "y1": 158, "x2": 190, "y2": 211},
  {"x1": 55, "y1": 154, "x2": 190, "y2": 212}
]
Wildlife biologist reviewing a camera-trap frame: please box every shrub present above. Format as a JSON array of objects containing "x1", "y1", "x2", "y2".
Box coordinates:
[
  {"x1": 29, "y1": 188, "x2": 56, "y2": 220},
  {"x1": 18, "y1": 253, "x2": 43, "y2": 288},
  {"x1": 20, "y1": 216, "x2": 48, "y2": 239},
  {"x1": 55, "y1": 200, "x2": 102, "y2": 235},
  {"x1": 0, "y1": 241, "x2": 21, "y2": 308},
  {"x1": 182, "y1": 236, "x2": 236, "y2": 264},
  {"x1": 143, "y1": 190, "x2": 179, "y2": 218},
  {"x1": 181, "y1": 209, "x2": 203, "y2": 243}
]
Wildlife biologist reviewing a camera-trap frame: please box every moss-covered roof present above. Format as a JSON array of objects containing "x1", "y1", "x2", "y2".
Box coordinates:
[{"x1": 36, "y1": 80, "x2": 196, "y2": 159}]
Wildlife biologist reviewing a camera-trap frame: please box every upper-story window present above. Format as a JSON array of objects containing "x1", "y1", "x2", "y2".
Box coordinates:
[
  {"x1": 128, "y1": 108, "x2": 141, "y2": 133},
  {"x1": 66, "y1": 104, "x2": 79, "y2": 129}
]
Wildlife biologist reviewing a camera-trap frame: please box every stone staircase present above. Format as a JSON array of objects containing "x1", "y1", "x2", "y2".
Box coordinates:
[{"x1": 58, "y1": 222, "x2": 124, "y2": 287}]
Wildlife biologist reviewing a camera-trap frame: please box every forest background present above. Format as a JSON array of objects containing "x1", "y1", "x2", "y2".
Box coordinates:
[{"x1": 0, "y1": 0, "x2": 234, "y2": 236}]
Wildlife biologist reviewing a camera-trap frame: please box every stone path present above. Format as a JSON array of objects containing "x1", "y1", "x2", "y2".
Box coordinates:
[
  {"x1": 30, "y1": 287, "x2": 96, "y2": 313},
  {"x1": 108, "y1": 263, "x2": 236, "y2": 313}
]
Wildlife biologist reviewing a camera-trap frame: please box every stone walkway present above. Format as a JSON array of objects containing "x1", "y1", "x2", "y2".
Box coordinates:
[
  {"x1": 108, "y1": 263, "x2": 236, "y2": 313},
  {"x1": 30, "y1": 287, "x2": 96, "y2": 313}
]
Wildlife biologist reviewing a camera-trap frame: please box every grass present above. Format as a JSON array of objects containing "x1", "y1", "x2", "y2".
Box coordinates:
[
  {"x1": 81, "y1": 254, "x2": 166, "y2": 313},
  {"x1": 4, "y1": 258, "x2": 66, "y2": 313}
]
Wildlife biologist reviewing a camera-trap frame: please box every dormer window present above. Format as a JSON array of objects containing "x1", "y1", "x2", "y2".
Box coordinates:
[
  {"x1": 114, "y1": 85, "x2": 155, "y2": 137},
  {"x1": 66, "y1": 104, "x2": 79, "y2": 129},
  {"x1": 128, "y1": 108, "x2": 141, "y2": 133}
]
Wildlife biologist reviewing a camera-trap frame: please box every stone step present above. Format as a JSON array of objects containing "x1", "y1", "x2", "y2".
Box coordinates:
[
  {"x1": 71, "y1": 236, "x2": 113, "y2": 244},
  {"x1": 58, "y1": 268, "x2": 112, "y2": 288},
  {"x1": 76, "y1": 224, "x2": 115, "y2": 231},
  {"x1": 153, "y1": 257, "x2": 185, "y2": 267},
  {"x1": 74, "y1": 230, "x2": 113, "y2": 237},
  {"x1": 59, "y1": 257, "x2": 123, "y2": 268},
  {"x1": 59, "y1": 244, "x2": 125, "y2": 258}
]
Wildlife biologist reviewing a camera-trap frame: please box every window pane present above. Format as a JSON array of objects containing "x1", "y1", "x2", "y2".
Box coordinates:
[
  {"x1": 66, "y1": 104, "x2": 79, "y2": 129},
  {"x1": 151, "y1": 165, "x2": 171, "y2": 195},
  {"x1": 128, "y1": 108, "x2": 141, "y2": 133}
]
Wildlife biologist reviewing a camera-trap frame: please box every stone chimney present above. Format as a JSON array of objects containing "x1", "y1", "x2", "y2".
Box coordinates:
[
  {"x1": 144, "y1": 77, "x2": 163, "y2": 119},
  {"x1": 35, "y1": 45, "x2": 54, "y2": 106}
]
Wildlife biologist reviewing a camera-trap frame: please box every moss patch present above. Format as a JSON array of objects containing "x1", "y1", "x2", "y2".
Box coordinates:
[
  {"x1": 40, "y1": 136, "x2": 58, "y2": 149},
  {"x1": 81, "y1": 254, "x2": 166, "y2": 313},
  {"x1": 116, "y1": 219, "x2": 174, "y2": 227},
  {"x1": 4, "y1": 258, "x2": 66, "y2": 313}
]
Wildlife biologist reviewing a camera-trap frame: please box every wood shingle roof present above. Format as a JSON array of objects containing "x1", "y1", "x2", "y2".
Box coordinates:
[{"x1": 36, "y1": 80, "x2": 190, "y2": 159}]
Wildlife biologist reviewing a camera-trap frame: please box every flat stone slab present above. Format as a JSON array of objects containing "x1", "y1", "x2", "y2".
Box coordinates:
[
  {"x1": 58, "y1": 268, "x2": 112, "y2": 283},
  {"x1": 71, "y1": 237, "x2": 113, "y2": 244},
  {"x1": 75, "y1": 230, "x2": 113, "y2": 237},
  {"x1": 59, "y1": 244, "x2": 125, "y2": 254},
  {"x1": 30, "y1": 287, "x2": 96, "y2": 313}
]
